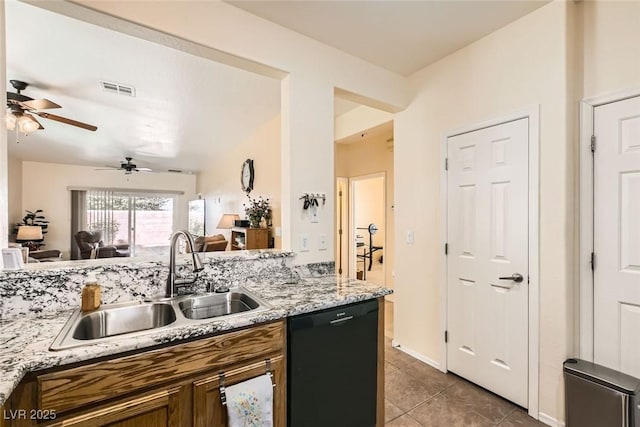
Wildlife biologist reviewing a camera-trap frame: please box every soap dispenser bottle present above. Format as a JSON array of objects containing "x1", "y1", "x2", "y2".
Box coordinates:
[{"x1": 81, "y1": 272, "x2": 101, "y2": 312}]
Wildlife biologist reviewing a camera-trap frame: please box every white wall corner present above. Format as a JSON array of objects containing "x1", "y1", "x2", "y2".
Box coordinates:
[{"x1": 538, "y1": 412, "x2": 565, "y2": 427}]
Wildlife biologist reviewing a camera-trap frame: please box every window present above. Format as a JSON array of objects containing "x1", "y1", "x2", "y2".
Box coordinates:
[{"x1": 72, "y1": 189, "x2": 176, "y2": 258}]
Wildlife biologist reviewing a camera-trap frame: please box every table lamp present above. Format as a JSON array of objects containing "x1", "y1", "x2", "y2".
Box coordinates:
[{"x1": 16, "y1": 225, "x2": 43, "y2": 251}]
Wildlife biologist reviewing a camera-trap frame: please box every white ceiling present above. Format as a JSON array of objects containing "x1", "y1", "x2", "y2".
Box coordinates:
[
  {"x1": 5, "y1": 1, "x2": 281, "y2": 173},
  {"x1": 227, "y1": 0, "x2": 550, "y2": 76}
]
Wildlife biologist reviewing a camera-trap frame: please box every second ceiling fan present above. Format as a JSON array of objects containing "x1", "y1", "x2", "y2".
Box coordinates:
[{"x1": 96, "y1": 157, "x2": 153, "y2": 175}]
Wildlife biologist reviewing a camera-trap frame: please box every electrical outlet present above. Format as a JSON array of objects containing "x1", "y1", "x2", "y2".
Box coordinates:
[
  {"x1": 406, "y1": 230, "x2": 415, "y2": 244},
  {"x1": 300, "y1": 234, "x2": 310, "y2": 252},
  {"x1": 318, "y1": 234, "x2": 327, "y2": 251},
  {"x1": 275, "y1": 227, "x2": 282, "y2": 237}
]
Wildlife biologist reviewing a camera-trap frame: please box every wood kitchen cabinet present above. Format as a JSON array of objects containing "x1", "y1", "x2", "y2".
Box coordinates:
[
  {"x1": 6, "y1": 321, "x2": 285, "y2": 427},
  {"x1": 43, "y1": 384, "x2": 188, "y2": 427},
  {"x1": 230, "y1": 227, "x2": 270, "y2": 250}
]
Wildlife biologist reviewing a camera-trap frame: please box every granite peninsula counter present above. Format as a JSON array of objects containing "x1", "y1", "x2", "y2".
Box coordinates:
[{"x1": 0, "y1": 250, "x2": 392, "y2": 407}]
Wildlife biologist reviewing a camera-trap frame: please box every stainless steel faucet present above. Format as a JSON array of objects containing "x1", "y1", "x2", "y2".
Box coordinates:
[{"x1": 166, "y1": 230, "x2": 204, "y2": 298}]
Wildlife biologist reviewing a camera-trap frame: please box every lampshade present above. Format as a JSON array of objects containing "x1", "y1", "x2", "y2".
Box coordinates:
[
  {"x1": 16, "y1": 225, "x2": 43, "y2": 241},
  {"x1": 217, "y1": 214, "x2": 240, "y2": 229},
  {"x1": 17, "y1": 113, "x2": 40, "y2": 133},
  {"x1": 5, "y1": 110, "x2": 17, "y2": 131}
]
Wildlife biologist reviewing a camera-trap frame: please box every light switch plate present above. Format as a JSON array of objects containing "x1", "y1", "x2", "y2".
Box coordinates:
[
  {"x1": 318, "y1": 234, "x2": 327, "y2": 251},
  {"x1": 300, "y1": 234, "x2": 310, "y2": 252},
  {"x1": 406, "y1": 230, "x2": 415, "y2": 244},
  {"x1": 310, "y1": 206, "x2": 319, "y2": 223},
  {"x1": 275, "y1": 227, "x2": 282, "y2": 237}
]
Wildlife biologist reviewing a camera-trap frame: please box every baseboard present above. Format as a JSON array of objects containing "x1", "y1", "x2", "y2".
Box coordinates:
[
  {"x1": 390, "y1": 340, "x2": 443, "y2": 372},
  {"x1": 538, "y1": 412, "x2": 565, "y2": 427}
]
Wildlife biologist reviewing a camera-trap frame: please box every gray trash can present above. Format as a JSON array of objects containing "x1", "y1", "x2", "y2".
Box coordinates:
[{"x1": 564, "y1": 358, "x2": 640, "y2": 427}]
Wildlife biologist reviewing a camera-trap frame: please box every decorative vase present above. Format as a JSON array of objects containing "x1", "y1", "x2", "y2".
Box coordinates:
[{"x1": 249, "y1": 217, "x2": 262, "y2": 228}]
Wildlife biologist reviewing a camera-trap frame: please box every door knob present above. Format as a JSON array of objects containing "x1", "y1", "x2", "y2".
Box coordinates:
[{"x1": 499, "y1": 273, "x2": 524, "y2": 283}]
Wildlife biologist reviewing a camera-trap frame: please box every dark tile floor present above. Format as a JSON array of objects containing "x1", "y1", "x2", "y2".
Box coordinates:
[{"x1": 384, "y1": 338, "x2": 546, "y2": 427}]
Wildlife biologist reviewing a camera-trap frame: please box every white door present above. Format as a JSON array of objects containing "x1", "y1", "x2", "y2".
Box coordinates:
[
  {"x1": 447, "y1": 118, "x2": 529, "y2": 407},
  {"x1": 593, "y1": 96, "x2": 640, "y2": 378}
]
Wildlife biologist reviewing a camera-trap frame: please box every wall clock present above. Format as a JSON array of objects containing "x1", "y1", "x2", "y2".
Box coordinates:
[{"x1": 241, "y1": 159, "x2": 254, "y2": 193}]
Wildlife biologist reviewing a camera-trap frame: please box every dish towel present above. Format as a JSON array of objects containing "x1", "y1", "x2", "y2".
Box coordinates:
[{"x1": 225, "y1": 374, "x2": 274, "y2": 427}]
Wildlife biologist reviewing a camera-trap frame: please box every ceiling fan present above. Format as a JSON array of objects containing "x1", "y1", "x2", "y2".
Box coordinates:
[
  {"x1": 96, "y1": 157, "x2": 153, "y2": 175},
  {"x1": 6, "y1": 79, "x2": 98, "y2": 134}
]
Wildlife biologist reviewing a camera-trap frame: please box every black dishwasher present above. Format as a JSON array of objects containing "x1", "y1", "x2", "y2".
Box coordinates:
[{"x1": 288, "y1": 299, "x2": 378, "y2": 427}]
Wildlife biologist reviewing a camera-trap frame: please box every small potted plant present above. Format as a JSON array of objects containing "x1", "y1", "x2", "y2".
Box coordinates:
[{"x1": 243, "y1": 195, "x2": 272, "y2": 228}]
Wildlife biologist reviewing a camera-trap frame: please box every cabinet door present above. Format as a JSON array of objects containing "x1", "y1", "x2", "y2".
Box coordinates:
[
  {"x1": 193, "y1": 356, "x2": 285, "y2": 427},
  {"x1": 42, "y1": 385, "x2": 188, "y2": 427},
  {"x1": 246, "y1": 229, "x2": 269, "y2": 249}
]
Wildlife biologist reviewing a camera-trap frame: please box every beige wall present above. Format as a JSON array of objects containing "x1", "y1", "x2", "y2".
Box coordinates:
[
  {"x1": 335, "y1": 131, "x2": 394, "y2": 289},
  {"x1": 20, "y1": 161, "x2": 196, "y2": 259},
  {"x1": 394, "y1": 1, "x2": 575, "y2": 422},
  {"x1": 583, "y1": 1, "x2": 640, "y2": 98},
  {"x1": 196, "y1": 115, "x2": 281, "y2": 249}
]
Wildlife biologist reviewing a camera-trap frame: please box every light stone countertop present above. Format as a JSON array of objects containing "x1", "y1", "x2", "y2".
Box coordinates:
[{"x1": 0, "y1": 274, "x2": 392, "y2": 406}]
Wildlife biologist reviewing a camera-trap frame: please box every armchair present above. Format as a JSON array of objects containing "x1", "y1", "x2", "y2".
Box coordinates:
[
  {"x1": 74, "y1": 231, "x2": 130, "y2": 259},
  {"x1": 187, "y1": 234, "x2": 228, "y2": 252}
]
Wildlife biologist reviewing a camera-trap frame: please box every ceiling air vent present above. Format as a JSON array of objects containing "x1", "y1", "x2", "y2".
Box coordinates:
[{"x1": 101, "y1": 81, "x2": 136, "y2": 97}]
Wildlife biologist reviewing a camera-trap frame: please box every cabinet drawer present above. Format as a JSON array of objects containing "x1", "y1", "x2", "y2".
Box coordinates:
[{"x1": 37, "y1": 321, "x2": 284, "y2": 414}]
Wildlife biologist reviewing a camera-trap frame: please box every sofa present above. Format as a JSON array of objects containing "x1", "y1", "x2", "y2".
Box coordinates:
[{"x1": 29, "y1": 249, "x2": 63, "y2": 262}]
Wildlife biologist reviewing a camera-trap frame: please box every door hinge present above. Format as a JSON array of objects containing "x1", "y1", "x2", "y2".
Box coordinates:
[
  {"x1": 591, "y1": 135, "x2": 596, "y2": 153},
  {"x1": 445, "y1": 243, "x2": 448, "y2": 255},
  {"x1": 444, "y1": 330, "x2": 448, "y2": 343},
  {"x1": 591, "y1": 252, "x2": 596, "y2": 271},
  {"x1": 445, "y1": 158, "x2": 449, "y2": 171}
]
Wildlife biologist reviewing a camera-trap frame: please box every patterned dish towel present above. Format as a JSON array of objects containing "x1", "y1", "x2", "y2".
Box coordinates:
[{"x1": 226, "y1": 374, "x2": 274, "y2": 427}]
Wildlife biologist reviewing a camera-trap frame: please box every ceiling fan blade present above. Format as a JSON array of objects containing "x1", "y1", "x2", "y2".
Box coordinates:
[
  {"x1": 22, "y1": 98, "x2": 61, "y2": 110},
  {"x1": 135, "y1": 167, "x2": 153, "y2": 172},
  {"x1": 35, "y1": 112, "x2": 97, "y2": 131},
  {"x1": 28, "y1": 114, "x2": 45, "y2": 130},
  {"x1": 95, "y1": 168, "x2": 120, "y2": 171}
]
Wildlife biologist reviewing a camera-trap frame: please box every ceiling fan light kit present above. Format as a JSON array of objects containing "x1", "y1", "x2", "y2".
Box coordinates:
[
  {"x1": 5, "y1": 109, "x2": 41, "y2": 134},
  {"x1": 5, "y1": 79, "x2": 98, "y2": 135}
]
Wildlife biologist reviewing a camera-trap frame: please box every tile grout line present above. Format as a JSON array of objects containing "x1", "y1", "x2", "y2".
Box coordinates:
[{"x1": 493, "y1": 406, "x2": 518, "y2": 426}]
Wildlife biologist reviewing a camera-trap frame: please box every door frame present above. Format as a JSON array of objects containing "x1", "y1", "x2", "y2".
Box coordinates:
[
  {"x1": 439, "y1": 106, "x2": 540, "y2": 417},
  {"x1": 336, "y1": 177, "x2": 349, "y2": 277},
  {"x1": 349, "y1": 172, "x2": 386, "y2": 284},
  {"x1": 578, "y1": 88, "x2": 640, "y2": 362}
]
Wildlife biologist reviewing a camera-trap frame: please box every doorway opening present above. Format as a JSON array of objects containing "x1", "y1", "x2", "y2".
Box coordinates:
[
  {"x1": 333, "y1": 95, "x2": 395, "y2": 337},
  {"x1": 350, "y1": 173, "x2": 385, "y2": 285}
]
